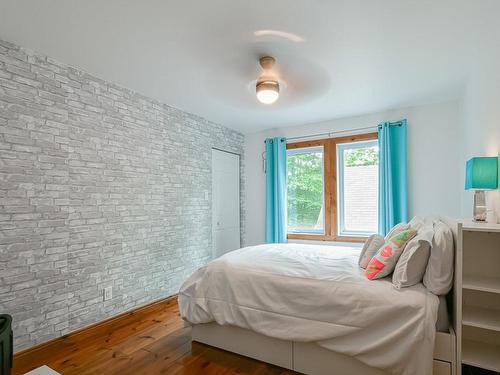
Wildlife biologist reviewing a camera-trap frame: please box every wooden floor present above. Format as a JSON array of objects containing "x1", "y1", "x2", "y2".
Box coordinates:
[{"x1": 13, "y1": 297, "x2": 296, "y2": 375}]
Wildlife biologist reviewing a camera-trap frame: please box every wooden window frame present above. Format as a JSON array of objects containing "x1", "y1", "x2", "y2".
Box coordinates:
[{"x1": 286, "y1": 132, "x2": 378, "y2": 243}]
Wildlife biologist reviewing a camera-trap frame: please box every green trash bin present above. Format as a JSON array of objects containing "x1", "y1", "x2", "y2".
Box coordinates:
[{"x1": 0, "y1": 314, "x2": 13, "y2": 375}]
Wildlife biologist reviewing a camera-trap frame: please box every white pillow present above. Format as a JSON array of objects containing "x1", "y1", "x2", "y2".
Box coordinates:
[
  {"x1": 408, "y1": 216, "x2": 425, "y2": 231},
  {"x1": 439, "y1": 216, "x2": 458, "y2": 244},
  {"x1": 359, "y1": 234, "x2": 385, "y2": 269},
  {"x1": 392, "y1": 236, "x2": 431, "y2": 289},
  {"x1": 423, "y1": 220, "x2": 454, "y2": 295}
]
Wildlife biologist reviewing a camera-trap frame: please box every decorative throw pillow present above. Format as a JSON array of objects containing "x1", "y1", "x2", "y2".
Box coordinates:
[
  {"x1": 385, "y1": 222, "x2": 410, "y2": 241},
  {"x1": 423, "y1": 220, "x2": 454, "y2": 295},
  {"x1": 366, "y1": 229, "x2": 417, "y2": 280},
  {"x1": 359, "y1": 234, "x2": 386, "y2": 269},
  {"x1": 392, "y1": 236, "x2": 431, "y2": 289}
]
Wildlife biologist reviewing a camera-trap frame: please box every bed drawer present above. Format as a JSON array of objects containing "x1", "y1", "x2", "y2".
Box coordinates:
[
  {"x1": 433, "y1": 331, "x2": 454, "y2": 362},
  {"x1": 192, "y1": 323, "x2": 293, "y2": 370},
  {"x1": 433, "y1": 360, "x2": 451, "y2": 375}
]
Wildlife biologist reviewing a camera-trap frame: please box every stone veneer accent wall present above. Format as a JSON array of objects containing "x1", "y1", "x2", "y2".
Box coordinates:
[{"x1": 0, "y1": 38, "x2": 245, "y2": 351}]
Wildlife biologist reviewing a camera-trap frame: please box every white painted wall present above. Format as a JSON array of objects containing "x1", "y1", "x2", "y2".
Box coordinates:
[
  {"x1": 459, "y1": 15, "x2": 500, "y2": 222},
  {"x1": 245, "y1": 101, "x2": 461, "y2": 246}
]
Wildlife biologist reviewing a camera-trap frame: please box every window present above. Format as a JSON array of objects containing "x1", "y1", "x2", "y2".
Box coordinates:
[
  {"x1": 337, "y1": 140, "x2": 379, "y2": 236},
  {"x1": 287, "y1": 146, "x2": 325, "y2": 235},
  {"x1": 286, "y1": 133, "x2": 378, "y2": 242}
]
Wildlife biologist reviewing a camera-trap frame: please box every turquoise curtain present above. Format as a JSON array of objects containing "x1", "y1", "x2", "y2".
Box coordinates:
[
  {"x1": 378, "y1": 120, "x2": 408, "y2": 235},
  {"x1": 265, "y1": 137, "x2": 287, "y2": 243}
]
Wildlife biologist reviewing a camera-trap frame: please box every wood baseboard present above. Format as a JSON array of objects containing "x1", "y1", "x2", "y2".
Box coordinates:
[{"x1": 14, "y1": 295, "x2": 178, "y2": 366}]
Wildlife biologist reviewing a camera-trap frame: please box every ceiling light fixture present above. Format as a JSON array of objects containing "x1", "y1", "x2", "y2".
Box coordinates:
[{"x1": 256, "y1": 56, "x2": 279, "y2": 105}]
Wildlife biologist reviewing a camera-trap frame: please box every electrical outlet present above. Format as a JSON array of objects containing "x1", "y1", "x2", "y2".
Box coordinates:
[{"x1": 103, "y1": 286, "x2": 113, "y2": 301}]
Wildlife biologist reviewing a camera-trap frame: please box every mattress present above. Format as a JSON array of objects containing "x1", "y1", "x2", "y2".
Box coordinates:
[
  {"x1": 179, "y1": 243, "x2": 440, "y2": 375},
  {"x1": 436, "y1": 295, "x2": 450, "y2": 332}
]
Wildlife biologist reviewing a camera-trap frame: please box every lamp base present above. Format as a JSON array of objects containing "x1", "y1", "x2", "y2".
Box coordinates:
[{"x1": 473, "y1": 190, "x2": 487, "y2": 222}]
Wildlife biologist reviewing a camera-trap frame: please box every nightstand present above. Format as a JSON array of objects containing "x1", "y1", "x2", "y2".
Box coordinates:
[{"x1": 455, "y1": 221, "x2": 500, "y2": 374}]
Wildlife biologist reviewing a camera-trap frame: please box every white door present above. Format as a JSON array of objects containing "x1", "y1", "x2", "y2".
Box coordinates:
[{"x1": 212, "y1": 149, "x2": 241, "y2": 258}]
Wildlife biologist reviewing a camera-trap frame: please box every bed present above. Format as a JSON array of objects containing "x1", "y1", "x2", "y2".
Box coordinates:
[{"x1": 179, "y1": 243, "x2": 456, "y2": 375}]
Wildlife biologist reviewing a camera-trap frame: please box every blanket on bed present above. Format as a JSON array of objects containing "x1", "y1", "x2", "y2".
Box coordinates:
[{"x1": 178, "y1": 243, "x2": 439, "y2": 375}]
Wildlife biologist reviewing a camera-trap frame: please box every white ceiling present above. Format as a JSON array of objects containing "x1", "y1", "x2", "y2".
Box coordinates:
[{"x1": 0, "y1": 1, "x2": 497, "y2": 133}]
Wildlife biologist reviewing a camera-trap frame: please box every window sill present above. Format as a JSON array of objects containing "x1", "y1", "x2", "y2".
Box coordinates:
[{"x1": 287, "y1": 234, "x2": 367, "y2": 243}]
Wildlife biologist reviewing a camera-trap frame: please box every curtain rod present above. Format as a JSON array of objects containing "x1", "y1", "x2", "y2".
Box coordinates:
[
  {"x1": 285, "y1": 122, "x2": 403, "y2": 142},
  {"x1": 286, "y1": 125, "x2": 377, "y2": 141}
]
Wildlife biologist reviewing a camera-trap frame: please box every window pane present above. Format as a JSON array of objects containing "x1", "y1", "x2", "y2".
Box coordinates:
[
  {"x1": 287, "y1": 146, "x2": 324, "y2": 234},
  {"x1": 338, "y1": 141, "x2": 379, "y2": 235}
]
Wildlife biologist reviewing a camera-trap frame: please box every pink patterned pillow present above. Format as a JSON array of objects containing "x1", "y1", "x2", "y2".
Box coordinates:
[{"x1": 365, "y1": 229, "x2": 417, "y2": 280}]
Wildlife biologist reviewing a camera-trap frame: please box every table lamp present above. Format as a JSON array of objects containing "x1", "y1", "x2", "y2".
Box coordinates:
[{"x1": 465, "y1": 156, "x2": 498, "y2": 222}]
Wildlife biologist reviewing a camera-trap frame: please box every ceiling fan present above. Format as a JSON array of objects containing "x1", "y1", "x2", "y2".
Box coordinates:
[{"x1": 255, "y1": 56, "x2": 280, "y2": 105}]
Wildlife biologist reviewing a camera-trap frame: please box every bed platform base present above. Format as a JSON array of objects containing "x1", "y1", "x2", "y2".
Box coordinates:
[{"x1": 192, "y1": 323, "x2": 456, "y2": 375}]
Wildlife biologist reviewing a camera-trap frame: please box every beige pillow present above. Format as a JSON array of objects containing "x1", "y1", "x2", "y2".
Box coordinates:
[
  {"x1": 366, "y1": 229, "x2": 417, "y2": 280},
  {"x1": 423, "y1": 221, "x2": 454, "y2": 295},
  {"x1": 385, "y1": 222, "x2": 410, "y2": 241},
  {"x1": 359, "y1": 234, "x2": 385, "y2": 269},
  {"x1": 392, "y1": 236, "x2": 431, "y2": 289}
]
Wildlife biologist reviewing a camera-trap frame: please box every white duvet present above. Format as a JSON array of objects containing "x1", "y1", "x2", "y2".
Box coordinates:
[{"x1": 179, "y1": 243, "x2": 439, "y2": 375}]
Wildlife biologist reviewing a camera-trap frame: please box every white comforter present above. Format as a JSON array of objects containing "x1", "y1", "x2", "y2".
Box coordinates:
[{"x1": 178, "y1": 243, "x2": 439, "y2": 375}]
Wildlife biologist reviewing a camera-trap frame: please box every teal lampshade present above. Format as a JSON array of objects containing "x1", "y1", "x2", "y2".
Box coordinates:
[{"x1": 465, "y1": 157, "x2": 498, "y2": 190}]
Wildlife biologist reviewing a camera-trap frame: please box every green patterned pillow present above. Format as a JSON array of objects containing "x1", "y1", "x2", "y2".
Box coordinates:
[{"x1": 366, "y1": 229, "x2": 417, "y2": 280}]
